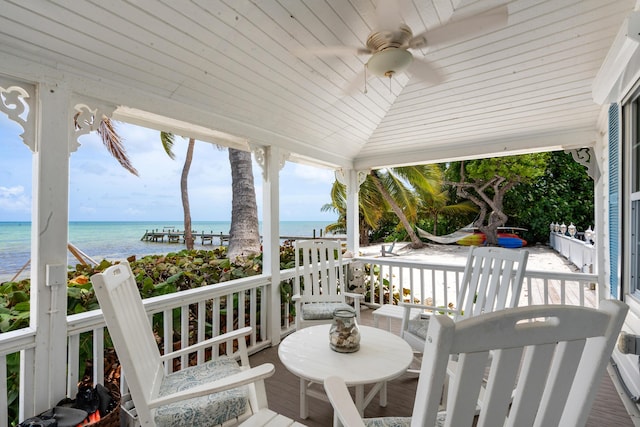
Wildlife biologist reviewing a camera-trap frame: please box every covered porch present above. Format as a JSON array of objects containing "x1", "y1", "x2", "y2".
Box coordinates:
[{"x1": 2, "y1": 0, "x2": 640, "y2": 425}]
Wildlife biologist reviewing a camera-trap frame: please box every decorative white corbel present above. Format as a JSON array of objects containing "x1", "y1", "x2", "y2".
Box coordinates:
[
  {"x1": 71, "y1": 101, "x2": 117, "y2": 153},
  {"x1": 357, "y1": 170, "x2": 368, "y2": 186},
  {"x1": 566, "y1": 147, "x2": 600, "y2": 180},
  {"x1": 249, "y1": 143, "x2": 289, "y2": 180},
  {"x1": 0, "y1": 83, "x2": 35, "y2": 152},
  {"x1": 335, "y1": 169, "x2": 369, "y2": 187},
  {"x1": 250, "y1": 143, "x2": 266, "y2": 176}
]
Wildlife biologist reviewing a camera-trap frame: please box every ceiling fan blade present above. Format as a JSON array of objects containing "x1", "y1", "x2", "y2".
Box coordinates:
[
  {"x1": 410, "y1": 6, "x2": 508, "y2": 50},
  {"x1": 291, "y1": 45, "x2": 371, "y2": 58},
  {"x1": 406, "y1": 58, "x2": 444, "y2": 85},
  {"x1": 374, "y1": 0, "x2": 404, "y2": 30}
]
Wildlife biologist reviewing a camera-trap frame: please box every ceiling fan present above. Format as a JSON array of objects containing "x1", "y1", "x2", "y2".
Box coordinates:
[{"x1": 292, "y1": 0, "x2": 509, "y2": 93}]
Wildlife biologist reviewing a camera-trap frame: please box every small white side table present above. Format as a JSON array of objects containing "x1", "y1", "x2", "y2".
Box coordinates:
[
  {"x1": 278, "y1": 324, "x2": 413, "y2": 419},
  {"x1": 372, "y1": 304, "x2": 423, "y2": 331}
]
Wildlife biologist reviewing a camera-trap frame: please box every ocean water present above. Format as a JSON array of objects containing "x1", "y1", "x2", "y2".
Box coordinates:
[{"x1": 0, "y1": 220, "x2": 337, "y2": 281}]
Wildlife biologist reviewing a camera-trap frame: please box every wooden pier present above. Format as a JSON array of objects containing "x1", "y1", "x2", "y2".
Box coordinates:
[
  {"x1": 141, "y1": 229, "x2": 229, "y2": 245},
  {"x1": 141, "y1": 227, "x2": 337, "y2": 245}
]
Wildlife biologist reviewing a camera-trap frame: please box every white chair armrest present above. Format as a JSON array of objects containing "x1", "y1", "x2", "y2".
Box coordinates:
[
  {"x1": 147, "y1": 363, "x2": 275, "y2": 409},
  {"x1": 291, "y1": 293, "x2": 302, "y2": 301},
  {"x1": 324, "y1": 376, "x2": 366, "y2": 427},
  {"x1": 342, "y1": 292, "x2": 364, "y2": 300},
  {"x1": 160, "y1": 326, "x2": 252, "y2": 361}
]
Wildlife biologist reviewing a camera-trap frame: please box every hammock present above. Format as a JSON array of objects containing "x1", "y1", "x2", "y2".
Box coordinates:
[{"x1": 416, "y1": 224, "x2": 475, "y2": 244}]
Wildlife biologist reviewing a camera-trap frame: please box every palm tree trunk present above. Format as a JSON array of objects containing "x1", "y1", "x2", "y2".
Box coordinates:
[
  {"x1": 228, "y1": 148, "x2": 261, "y2": 260},
  {"x1": 370, "y1": 172, "x2": 424, "y2": 248},
  {"x1": 181, "y1": 139, "x2": 195, "y2": 249}
]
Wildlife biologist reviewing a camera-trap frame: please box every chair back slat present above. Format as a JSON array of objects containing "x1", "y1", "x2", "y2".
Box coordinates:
[
  {"x1": 532, "y1": 339, "x2": 587, "y2": 426},
  {"x1": 479, "y1": 347, "x2": 523, "y2": 426},
  {"x1": 444, "y1": 351, "x2": 490, "y2": 426},
  {"x1": 507, "y1": 343, "x2": 557, "y2": 426}
]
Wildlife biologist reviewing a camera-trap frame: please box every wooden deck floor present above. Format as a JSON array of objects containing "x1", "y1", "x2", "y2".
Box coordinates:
[{"x1": 249, "y1": 306, "x2": 634, "y2": 426}]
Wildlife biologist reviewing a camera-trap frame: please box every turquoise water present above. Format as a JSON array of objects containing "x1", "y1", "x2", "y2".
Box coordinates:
[{"x1": 0, "y1": 221, "x2": 337, "y2": 281}]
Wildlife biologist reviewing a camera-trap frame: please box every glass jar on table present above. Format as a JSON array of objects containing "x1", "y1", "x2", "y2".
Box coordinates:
[{"x1": 329, "y1": 308, "x2": 360, "y2": 353}]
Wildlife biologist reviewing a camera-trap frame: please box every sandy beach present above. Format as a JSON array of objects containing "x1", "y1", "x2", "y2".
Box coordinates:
[{"x1": 357, "y1": 241, "x2": 577, "y2": 273}]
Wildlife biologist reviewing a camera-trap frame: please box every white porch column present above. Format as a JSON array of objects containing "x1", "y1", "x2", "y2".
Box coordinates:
[
  {"x1": 254, "y1": 145, "x2": 287, "y2": 345},
  {"x1": 594, "y1": 173, "x2": 605, "y2": 298},
  {"x1": 337, "y1": 169, "x2": 366, "y2": 254},
  {"x1": 30, "y1": 82, "x2": 71, "y2": 413},
  {"x1": 566, "y1": 147, "x2": 603, "y2": 298}
]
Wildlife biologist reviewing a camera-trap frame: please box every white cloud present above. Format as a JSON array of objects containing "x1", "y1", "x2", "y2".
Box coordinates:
[
  {"x1": 287, "y1": 163, "x2": 334, "y2": 183},
  {"x1": 0, "y1": 185, "x2": 24, "y2": 197},
  {"x1": 0, "y1": 185, "x2": 31, "y2": 212}
]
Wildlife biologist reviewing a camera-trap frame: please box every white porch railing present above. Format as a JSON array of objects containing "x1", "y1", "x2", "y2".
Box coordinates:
[
  {"x1": 0, "y1": 257, "x2": 599, "y2": 427},
  {"x1": 550, "y1": 232, "x2": 596, "y2": 273},
  {"x1": 355, "y1": 256, "x2": 599, "y2": 308}
]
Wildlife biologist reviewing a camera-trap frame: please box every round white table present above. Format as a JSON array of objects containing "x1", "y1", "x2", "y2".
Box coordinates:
[{"x1": 278, "y1": 324, "x2": 413, "y2": 419}]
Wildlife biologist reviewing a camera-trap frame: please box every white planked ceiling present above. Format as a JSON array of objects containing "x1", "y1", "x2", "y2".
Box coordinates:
[{"x1": 0, "y1": 0, "x2": 635, "y2": 170}]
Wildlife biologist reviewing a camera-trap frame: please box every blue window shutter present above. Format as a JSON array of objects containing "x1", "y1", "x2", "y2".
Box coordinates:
[{"x1": 609, "y1": 103, "x2": 619, "y2": 298}]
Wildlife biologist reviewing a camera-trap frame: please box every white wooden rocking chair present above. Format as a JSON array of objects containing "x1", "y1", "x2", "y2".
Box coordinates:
[
  {"x1": 400, "y1": 246, "x2": 529, "y2": 353},
  {"x1": 293, "y1": 240, "x2": 363, "y2": 329},
  {"x1": 325, "y1": 300, "x2": 628, "y2": 427},
  {"x1": 91, "y1": 261, "x2": 302, "y2": 427},
  {"x1": 400, "y1": 246, "x2": 529, "y2": 406}
]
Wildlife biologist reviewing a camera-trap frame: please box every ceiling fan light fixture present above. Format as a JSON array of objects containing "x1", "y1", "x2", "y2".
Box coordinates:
[{"x1": 366, "y1": 48, "x2": 413, "y2": 77}]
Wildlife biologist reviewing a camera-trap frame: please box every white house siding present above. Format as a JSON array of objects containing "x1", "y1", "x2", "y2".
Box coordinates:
[{"x1": 598, "y1": 3, "x2": 640, "y2": 409}]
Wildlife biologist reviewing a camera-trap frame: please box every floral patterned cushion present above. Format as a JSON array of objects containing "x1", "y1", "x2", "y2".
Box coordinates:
[
  {"x1": 407, "y1": 318, "x2": 430, "y2": 340},
  {"x1": 301, "y1": 302, "x2": 353, "y2": 320},
  {"x1": 364, "y1": 417, "x2": 411, "y2": 427},
  {"x1": 155, "y1": 356, "x2": 249, "y2": 426},
  {"x1": 364, "y1": 413, "x2": 446, "y2": 427}
]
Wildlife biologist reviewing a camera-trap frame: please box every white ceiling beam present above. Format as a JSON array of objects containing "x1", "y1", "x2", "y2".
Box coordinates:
[{"x1": 353, "y1": 129, "x2": 597, "y2": 169}]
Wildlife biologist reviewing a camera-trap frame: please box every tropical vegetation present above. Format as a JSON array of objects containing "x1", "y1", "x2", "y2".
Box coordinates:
[{"x1": 324, "y1": 151, "x2": 594, "y2": 246}]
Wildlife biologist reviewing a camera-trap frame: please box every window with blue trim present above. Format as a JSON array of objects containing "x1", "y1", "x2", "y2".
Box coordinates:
[{"x1": 623, "y1": 93, "x2": 640, "y2": 296}]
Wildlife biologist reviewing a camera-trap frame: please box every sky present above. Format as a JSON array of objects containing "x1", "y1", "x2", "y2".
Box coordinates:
[{"x1": 0, "y1": 113, "x2": 338, "y2": 222}]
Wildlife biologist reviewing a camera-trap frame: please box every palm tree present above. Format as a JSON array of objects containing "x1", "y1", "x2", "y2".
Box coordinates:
[
  {"x1": 322, "y1": 178, "x2": 384, "y2": 245},
  {"x1": 368, "y1": 165, "x2": 441, "y2": 248},
  {"x1": 418, "y1": 188, "x2": 477, "y2": 234},
  {"x1": 160, "y1": 132, "x2": 195, "y2": 249},
  {"x1": 324, "y1": 165, "x2": 442, "y2": 247},
  {"x1": 180, "y1": 139, "x2": 196, "y2": 248},
  {"x1": 227, "y1": 148, "x2": 260, "y2": 261}
]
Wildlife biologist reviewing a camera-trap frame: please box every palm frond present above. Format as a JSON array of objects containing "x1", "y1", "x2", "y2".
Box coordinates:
[
  {"x1": 97, "y1": 117, "x2": 139, "y2": 176},
  {"x1": 160, "y1": 131, "x2": 176, "y2": 160}
]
